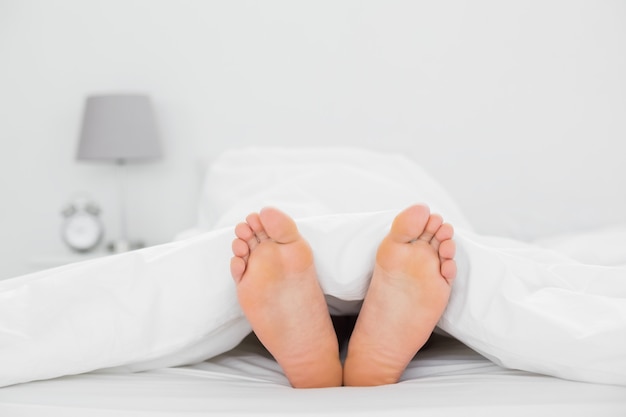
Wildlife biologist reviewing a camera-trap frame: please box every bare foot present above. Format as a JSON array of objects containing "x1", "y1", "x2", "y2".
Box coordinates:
[
  {"x1": 343, "y1": 204, "x2": 456, "y2": 386},
  {"x1": 230, "y1": 207, "x2": 342, "y2": 388}
]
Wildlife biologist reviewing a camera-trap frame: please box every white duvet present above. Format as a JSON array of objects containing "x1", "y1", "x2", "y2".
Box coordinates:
[{"x1": 1, "y1": 148, "x2": 625, "y2": 388}]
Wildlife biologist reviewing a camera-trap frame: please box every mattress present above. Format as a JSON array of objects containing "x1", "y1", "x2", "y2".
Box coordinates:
[{"x1": 2, "y1": 333, "x2": 625, "y2": 417}]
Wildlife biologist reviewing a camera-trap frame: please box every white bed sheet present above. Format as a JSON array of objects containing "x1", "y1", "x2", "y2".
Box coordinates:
[{"x1": 2, "y1": 334, "x2": 624, "y2": 417}]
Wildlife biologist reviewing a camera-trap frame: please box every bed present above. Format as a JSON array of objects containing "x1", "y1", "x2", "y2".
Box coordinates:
[{"x1": 1, "y1": 147, "x2": 625, "y2": 416}]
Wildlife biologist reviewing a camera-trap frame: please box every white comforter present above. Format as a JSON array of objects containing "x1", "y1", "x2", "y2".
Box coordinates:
[{"x1": 1, "y1": 148, "x2": 625, "y2": 388}]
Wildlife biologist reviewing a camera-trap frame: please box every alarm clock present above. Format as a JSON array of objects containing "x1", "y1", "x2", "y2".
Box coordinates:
[{"x1": 61, "y1": 197, "x2": 104, "y2": 253}]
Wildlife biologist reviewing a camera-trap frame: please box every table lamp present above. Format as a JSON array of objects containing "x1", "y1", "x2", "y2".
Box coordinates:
[{"x1": 77, "y1": 94, "x2": 162, "y2": 252}]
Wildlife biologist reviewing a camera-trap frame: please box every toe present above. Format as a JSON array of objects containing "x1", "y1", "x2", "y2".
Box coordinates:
[
  {"x1": 259, "y1": 207, "x2": 300, "y2": 244},
  {"x1": 431, "y1": 223, "x2": 454, "y2": 252},
  {"x1": 438, "y1": 239, "x2": 456, "y2": 261},
  {"x1": 246, "y1": 213, "x2": 270, "y2": 242},
  {"x1": 435, "y1": 223, "x2": 454, "y2": 242},
  {"x1": 418, "y1": 214, "x2": 443, "y2": 243},
  {"x1": 389, "y1": 204, "x2": 431, "y2": 243},
  {"x1": 235, "y1": 222, "x2": 254, "y2": 240},
  {"x1": 232, "y1": 238, "x2": 250, "y2": 259},
  {"x1": 441, "y1": 259, "x2": 457, "y2": 283},
  {"x1": 230, "y1": 256, "x2": 246, "y2": 283},
  {"x1": 235, "y1": 222, "x2": 259, "y2": 250}
]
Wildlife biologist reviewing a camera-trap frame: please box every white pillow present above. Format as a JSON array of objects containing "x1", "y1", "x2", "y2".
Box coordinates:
[
  {"x1": 197, "y1": 147, "x2": 473, "y2": 231},
  {"x1": 534, "y1": 224, "x2": 626, "y2": 266}
]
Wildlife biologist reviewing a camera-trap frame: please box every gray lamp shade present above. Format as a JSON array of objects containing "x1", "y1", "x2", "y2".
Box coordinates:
[{"x1": 77, "y1": 94, "x2": 162, "y2": 162}]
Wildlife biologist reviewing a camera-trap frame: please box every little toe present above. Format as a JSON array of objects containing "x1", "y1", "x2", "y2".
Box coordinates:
[
  {"x1": 230, "y1": 256, "x2": 246, "y2": 283},
  {"x1": 389, "y1": 204, "x2": 431, "y2": 243},
  {"x1": 418, "y1": 214, "x2": 443, "y2": 243}
]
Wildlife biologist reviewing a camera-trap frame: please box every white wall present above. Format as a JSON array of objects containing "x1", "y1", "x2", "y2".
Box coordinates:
[{"x1": 1, "y1": 0, "x2": 625, "y2": 280}]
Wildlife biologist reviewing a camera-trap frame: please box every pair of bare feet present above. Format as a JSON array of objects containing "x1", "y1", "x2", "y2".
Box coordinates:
[{"x1": 230, "y1": 204, "x2": 456, "y2": 388}]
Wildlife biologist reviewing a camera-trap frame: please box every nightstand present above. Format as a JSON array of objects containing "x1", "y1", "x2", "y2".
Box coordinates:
[{"x1": 30, "y1": 251, "x2": 110, "y2": 271}]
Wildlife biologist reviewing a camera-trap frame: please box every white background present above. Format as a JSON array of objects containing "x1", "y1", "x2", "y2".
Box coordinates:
[{"x1": 1, "y1": 0, "x2": 625, "y2": 279}]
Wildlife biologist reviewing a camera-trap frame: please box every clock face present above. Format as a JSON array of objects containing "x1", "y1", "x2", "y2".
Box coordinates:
[{"x1": 62, "y1": 212, "x2": 103, "y2": 252}]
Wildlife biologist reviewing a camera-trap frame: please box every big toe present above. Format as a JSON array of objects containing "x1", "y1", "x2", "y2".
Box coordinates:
[
  {"x1": 259, "y1": 207, "x2": 301, "y2": 244},
  {"x1": 388, "y1": 204, "x2": 431, "y2": 243}
]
